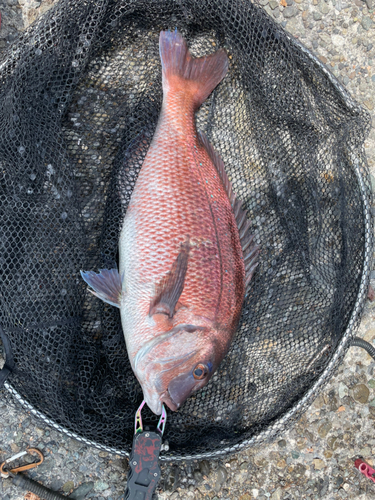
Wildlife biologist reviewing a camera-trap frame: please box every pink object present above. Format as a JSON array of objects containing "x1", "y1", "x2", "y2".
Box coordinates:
[{"x1": 355, "y1": 459, "x2": 375, "y2": 483}]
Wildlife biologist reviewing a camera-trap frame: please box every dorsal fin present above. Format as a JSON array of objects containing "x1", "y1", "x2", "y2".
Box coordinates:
[{"x1": 198, "y1": 131, "x2": 260, "y2": 291}]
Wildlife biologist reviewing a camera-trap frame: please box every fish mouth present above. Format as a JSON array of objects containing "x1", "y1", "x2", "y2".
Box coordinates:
[
  {"x1": 160, "y1": 389, "x2": 180, "y2": 412},
  {"x1": 144, "y1": 388, "x2": 180, "y2": 414}
]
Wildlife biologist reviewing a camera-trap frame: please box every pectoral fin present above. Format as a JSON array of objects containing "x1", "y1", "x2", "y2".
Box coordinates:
[
  {"x1": 80, "y1": 268, "x2": 122, "y2": 308},
  {"x1": 150, "y1": 239, "x2": 190, "y2": 318}
]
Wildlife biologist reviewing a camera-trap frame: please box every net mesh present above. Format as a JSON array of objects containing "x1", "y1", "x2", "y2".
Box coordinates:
[{"x1": 0, "y1": 0, "x2": 372, "y2": 460}]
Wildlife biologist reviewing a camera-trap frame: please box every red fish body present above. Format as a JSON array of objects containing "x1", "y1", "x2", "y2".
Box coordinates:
[{"x1": 81, "y1": 31, "x2": 259, "y2": 415}]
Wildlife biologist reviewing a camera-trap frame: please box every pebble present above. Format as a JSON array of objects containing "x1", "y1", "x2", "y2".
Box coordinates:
[
  {"x1": 271, "y1": 487, "x2": 283, "y2": 500},
  {"x1": 283, "y1": 6, "x2": 299, "y2": 17},
  {"x1": 318, "y1": 421, "x2": 332, "y2": 438},
  {"x1": 326, "y1": 391, "x2": 339, "y2": 412},
  {"x1": 313, "y1": 11, "x2": 323, "y2": 20},
  {"x1": 254, "y1": 456, "x2": 269, "y2": 468},
  {"x1": 50, "y1": 478, "x2": 64, "y2": 491},
  {"x1": 361, "y1": 16, "x2": 373, "y2": 31},
  {"x1": 10, "y1": 443, "x2": 20, "y2": 453},
  {"x1": 69, "y1": 481, "x2": 94, "y2": 500},
  {"x1": 360, "y1": 446, "x2": 371, "y2": 456},
  {"x1": 62, "y1": 481, "x2": 74, "y2": 493},
  {"x1": 332, "y1": 34, "x2": 345, "y2": 47},
  {"x1": 335, "y1": 476, "x2": 344, "y2": 488},
  {"x1": 199, "y1": 460, "x2": 211, "y2": 476},
  {"x1": 352, "y1": 384, "x2": 370, "y2": 403},
  {"x1": 319, "y1": 33, "x2": 331, "y2": 46},
  {"x1": 319, "y1": 3, "x2": 330, "y2": 14},
  {"x1": 276, "y1": 459, "x2": 287, "y2": 468},
  {"x1": 36, "y1": 427, "x2": 44, "y2": 437},
  {"x1": 338, "y1": 382, "x2": 349, "y2": 398},
  {"x1": 94, "y1": 481, "x2": 110, "y2": 492},
  {"x1": 213, "y1": 466, "x2": 228, "y2": 491},
  {"x1": 165, "y1": 466, "x2": 180, "y2": 491},
  {"x1": 313, "y1": 459, "x2": 325, "y2": 470},
  {"x1": 193, "y1": 470, "x2": 203, "y2": 483}
]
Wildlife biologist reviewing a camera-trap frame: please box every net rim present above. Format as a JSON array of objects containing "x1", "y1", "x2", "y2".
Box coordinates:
[{"x1": 3, "y1": 29, "x2": 374, "y2": 463}]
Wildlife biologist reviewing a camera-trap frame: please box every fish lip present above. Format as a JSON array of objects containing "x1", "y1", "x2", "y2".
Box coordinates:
[
  {"x1": 145, "y1": 397, "x2": 163, "y2": 415},
  {"x1": 160, "y1": 389, "x2": 180, "y2": 412}
]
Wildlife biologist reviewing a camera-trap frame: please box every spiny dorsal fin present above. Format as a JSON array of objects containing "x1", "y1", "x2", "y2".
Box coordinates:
[
  {"x1": 198, "y1": 131, "x2": 260, "y2": 291},
  {"x1": 150, "y1": 238, "x2": 190, "y2": 317}
]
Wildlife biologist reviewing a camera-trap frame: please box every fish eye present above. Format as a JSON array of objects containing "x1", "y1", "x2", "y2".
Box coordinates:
[{"x1": 193, "y1": 363, "x2": 208, "y2": 380}]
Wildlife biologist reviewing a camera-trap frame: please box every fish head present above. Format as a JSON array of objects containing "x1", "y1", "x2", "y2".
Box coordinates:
[{"x1": 134, "y1": 322, "x2": 222, "y2": 414}]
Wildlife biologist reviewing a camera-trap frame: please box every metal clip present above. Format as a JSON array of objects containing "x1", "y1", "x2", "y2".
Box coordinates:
[
  {"x1": 354, "y1": 458, "x2": 375, "y2": 483},
  {"x1": 134, "y1": 400, "x2": 167, "y2": 436},
  {"x1": 0, "y1": 448, "x2": 44, "y2": 478}
]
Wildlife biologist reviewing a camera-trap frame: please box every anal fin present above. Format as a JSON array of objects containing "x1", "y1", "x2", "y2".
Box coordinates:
[
  {"x1": 150, "y1": 238, "x2": 190, "y2": 318},
  {"x1": 199, "y1": 131, "x2": 260, "y2": 291},
  {"x1": 80, "y1": 268, "x2": 122, "y2": 308}
]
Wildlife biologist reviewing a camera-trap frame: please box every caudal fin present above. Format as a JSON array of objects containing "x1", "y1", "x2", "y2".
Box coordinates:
[{"x1": 159, "y1": 30, "x2": 228, "y2": 108}]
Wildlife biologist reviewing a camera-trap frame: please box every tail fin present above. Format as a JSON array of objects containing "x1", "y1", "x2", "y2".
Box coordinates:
[{"x1": 159, "y1": 30, "x2": 228, "y2": 108}]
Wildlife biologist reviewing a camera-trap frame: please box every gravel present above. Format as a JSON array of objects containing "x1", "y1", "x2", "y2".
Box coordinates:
[{"x1": 0, "y1": 0, "x2": 375, "y2": 499}]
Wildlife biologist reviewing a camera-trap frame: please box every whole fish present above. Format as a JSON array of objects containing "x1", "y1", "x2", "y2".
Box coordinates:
[{"x1": 81, "y1": 30, "x2": 259, "y2": 415}]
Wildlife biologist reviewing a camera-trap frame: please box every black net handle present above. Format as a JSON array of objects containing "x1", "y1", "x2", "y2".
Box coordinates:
[
  {"x1": 12, "y1": 474, "x2": 67, "y2": 500},
  {"x1": 351, "y1": 337, "x2": 375, "y2": 359},
  {"x1": 0, "y1": 324, "x2": 14, "y2": 386}
]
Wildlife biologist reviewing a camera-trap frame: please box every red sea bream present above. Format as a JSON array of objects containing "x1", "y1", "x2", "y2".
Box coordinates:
[{"x1": 81, "y1": 30, "x2": 259, "y2": 415}]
